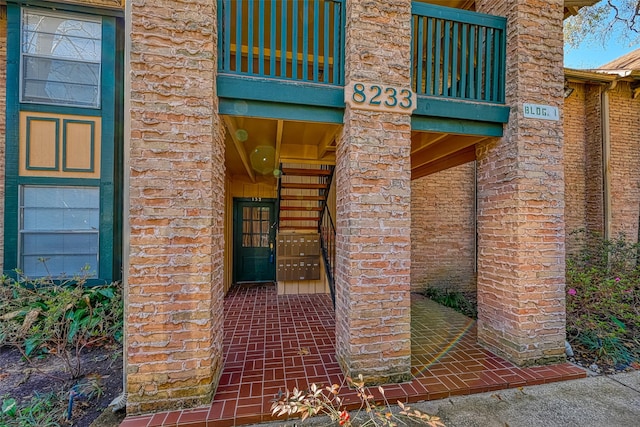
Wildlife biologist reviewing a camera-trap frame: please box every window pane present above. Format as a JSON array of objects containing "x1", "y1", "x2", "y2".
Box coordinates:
[
  {"x1": 21, "y1": 10, "x2": 101, "y2": 107},
  {"x1": 23, "y1": 186, "x2": 99, "y2": 208},
  {"x1": 22, "y1": 12, "x2": 101, "y2": 61},
  {"x1": 22, "y1": 57, "x2": 100, "y2": 106},
  {"x1": 22, "y1": 232, "x2": 99, "y2": 255},
  {"x1": 20, "y1": 186, "x2": 99, "y2": 278},
  {"x1": 22, "y1": 254, "x2": 98, "y2": 279}
]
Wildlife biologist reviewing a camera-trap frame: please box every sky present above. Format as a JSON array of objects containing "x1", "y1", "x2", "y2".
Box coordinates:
[
  {"x1": 563, "y1": 1, "x2": 640, "y2": 69},
  {"x1": 565, "y1": 37, "x2": 639, "y2": 69}
]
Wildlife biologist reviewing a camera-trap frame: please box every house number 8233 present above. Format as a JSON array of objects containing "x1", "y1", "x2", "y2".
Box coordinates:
[{"x1": 345, "y1": 81, "x2": 417, "y2": 114}]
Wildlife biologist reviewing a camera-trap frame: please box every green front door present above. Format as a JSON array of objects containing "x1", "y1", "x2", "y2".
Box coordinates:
[{"x1": 233, "y1": 198, "x2": 276, "y2": 283}]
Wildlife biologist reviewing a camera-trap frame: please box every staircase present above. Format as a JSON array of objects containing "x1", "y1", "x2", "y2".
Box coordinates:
[
  {"x1": 276, "y1": 163, "x2": 337, "y2": 303},
  {"x1": 277, "y1": 165, "x2": 333, "y2": 232}
]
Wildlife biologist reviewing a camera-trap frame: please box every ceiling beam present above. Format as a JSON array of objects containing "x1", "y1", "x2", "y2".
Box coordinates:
[
  {"x1": 318, "y1": 127, "x2": 340, "y2": 158},
  {"x1": 274, "y1": 119, "x2": 284, "y2": 170},
  {"x1": 412, "y1": 145, "x2": 476, "y2": 180},
  {"x1": 411, "y1": 135, "x2": 485, "y2": 169},
  {"x1": 411, "y1": 132, "x2": 450, "y2": 154},
  {"x1": 223, "y1": 115, "x2": 256, "y2": 183}
]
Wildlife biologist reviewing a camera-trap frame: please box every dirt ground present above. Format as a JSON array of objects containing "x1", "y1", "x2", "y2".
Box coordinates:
[{"x1": 0, "y1": 343, "x2": 124, "y2": 427}]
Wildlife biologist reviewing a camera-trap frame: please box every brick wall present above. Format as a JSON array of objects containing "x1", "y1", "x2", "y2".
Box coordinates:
[
  {"x1": 563, "y1": 80, "x2": 640, "y2": 253},
  {"x1": 0, "y1": 6, "x2": 6, "y2": 270},
  {"x1": 563, "y1": 82, "x2": 588, "y2": 255},
  {"x1": 410, "y1": 162, "x2": 476, "y2": 292},
  {"x1": 607, "y1": 82, "x2": 640, "y2": 242},
  {"x1": 335, "y1": 0, "x2": 412, "y2": 384},
  {"x1": 584, "y1": 85, "x2": 605, "y2": 237},
  {"x1": 475, "y1": 0, "x2": 566, "y2": 366},
  {"x1": 126, "y1": 0, "x2": 225, "y2": 413}
]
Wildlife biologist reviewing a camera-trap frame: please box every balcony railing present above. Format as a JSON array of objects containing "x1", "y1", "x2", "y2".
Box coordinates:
[
  {"x1": 218, "y1": 0, "x2": 345, "y2": 86},
  {"x1": 411, "y1": 2, "x2": 506, "y2": 104}
]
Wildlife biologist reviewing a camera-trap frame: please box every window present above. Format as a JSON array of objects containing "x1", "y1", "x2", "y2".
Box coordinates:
[
  {"x1": 19, "y1": 186, "x2": 100, "y2": 278},
  {"x1": 242, "y1": 206, "x2": 271, "y2": 248},
  {"x1": 21, "y1": 9, "x2": 102, "y2": 108}
]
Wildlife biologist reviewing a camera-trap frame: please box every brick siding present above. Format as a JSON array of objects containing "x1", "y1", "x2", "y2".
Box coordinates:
[
  {"x1": 607, "y1": 82, "x2": 640, "y2": 242},
  {"x1": 410, "y1": 163, "x2": 476, "y2": 293},
  {"x1": 475, "y1": 0, "x2": 566, "y2": 366},
  {"x1": 334, "y1": 0, "x2": 413, "y2": 384},
  {"x1": 126, "y1": 0, "x2": 225, "y2": 413}
]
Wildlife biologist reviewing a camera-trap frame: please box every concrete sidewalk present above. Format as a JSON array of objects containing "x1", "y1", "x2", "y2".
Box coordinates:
[{"x1": 251, "y1": 370, "x2": 640, "y2": 427}]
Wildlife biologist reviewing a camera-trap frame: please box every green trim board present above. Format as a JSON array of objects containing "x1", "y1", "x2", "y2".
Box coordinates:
[
  {"x1": 12, "y1": 176, "x2": 102, "y2": 187},
  {"x1": 98, "y1": 15, "x2": 119, "y2": 282},
  {"x1": 6, "y1": 0, "x2": 124, "y2": 17},
  {"x1": 217, "y1": 74, "x2": 345, "y2": 108},
  {"x1": 62, "y1": 119, "x2": 96, "y2": 173},
  {"x1": 411, "y1": 115, "x2": 504, "y2": 137},
  {"x1": 411, "y1": 1, "x2": 506, "y2": 29},
  {"x1": 219, "y1": 97, "x2": 345, "y2": 124},
  {"x1": 416, "y1": 95, "x2": 510, "y2": 124},
  {"x1": 25, "y1": 116, "x2": 60, "y2": 171},
  {"x1": 18, "y1": 103, "x2": 103, "y2": 117},
  {"x1": 4, "y1": 3, "x2": 22, "y2": 274}
]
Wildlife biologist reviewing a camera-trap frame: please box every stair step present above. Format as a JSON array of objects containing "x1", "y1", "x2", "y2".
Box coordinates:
[
  {"x1": 279, "y1": 225, "x2": 319, "y2": 231},
  {"x1": 280, "y1": 216, "x2": 321, "y2": 221},
  {"x1": 281, "y1": 182, "x2": 328, "y2": 190},
  {"x1": 279, "y1": 206, "x2": 323, "y2": 211},
  {"x1": 282, "y1": 168, "x2": 332, "y2": 177},
  {"x1": 280, "y1": 195, "x2": 325, "y2": 201}
]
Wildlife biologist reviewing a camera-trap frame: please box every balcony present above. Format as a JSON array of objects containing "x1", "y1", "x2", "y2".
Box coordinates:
[
  {"x1": 217, "y1": 0, "x2": 345, "y2": 123},
  {"x1": 217, "y1": 1, "x2": 509, "y2": 180}
]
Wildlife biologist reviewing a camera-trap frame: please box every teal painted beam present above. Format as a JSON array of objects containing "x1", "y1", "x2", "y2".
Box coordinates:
[
  {"x1": 8, "y1": 0, "x2": 124, "y2": 16},
  {"x1": 219, "y1": 98, "x2": 344, "y2": 124},
  {"x1": 416, "y1": 95, "x2": 509, "y2": 124},
  {"x1": 411, "y1": 1, "x2": 506, "y2": 29},
  {"x1": 217, "y1": 74, "x2": 344, "y2": 108},
  {"x1": 411, "y1": 116, "x2": 504, "y2": 137}
]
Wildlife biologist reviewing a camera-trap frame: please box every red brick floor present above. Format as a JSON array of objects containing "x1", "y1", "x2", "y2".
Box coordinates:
[{"x1": 121, "y1": 283, "x2": 586, "y2": 427}]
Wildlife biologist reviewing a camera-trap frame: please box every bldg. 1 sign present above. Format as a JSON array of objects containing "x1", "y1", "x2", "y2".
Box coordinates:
[{"x1": 523, "y1": 103, "x2": 559, "y2": 121}]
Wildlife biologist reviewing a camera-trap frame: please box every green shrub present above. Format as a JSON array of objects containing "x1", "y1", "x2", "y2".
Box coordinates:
[
  {"x1": 422, "y1": 287, "x2": 477, "y2": 319},
  {"x1": 566, "y1": 231, "x2": 640, "y2": 365},
  {"x1": 0, "y1": 269, "x2": 123, "y2": 378},
  {"x1": 1, "y1": 392, "x2": 67, "y2": 427}
]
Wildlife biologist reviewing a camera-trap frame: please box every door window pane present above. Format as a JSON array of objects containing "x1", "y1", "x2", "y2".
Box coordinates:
[
  {"x1": 20, "y1": 186, "x2": 99, "y2": 278},
  {"x1": 241, "y1": 206, "x2": 271, "y2": 248}
]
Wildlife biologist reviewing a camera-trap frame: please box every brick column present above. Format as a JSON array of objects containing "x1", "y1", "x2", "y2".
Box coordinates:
[
  {"x1": 474, "y1": 0, "x2": 566, "y2": 365},
  {"x1": 334, "y1": 0, "x2": 413, "y2": 383},
  {"x1": 125, "y1": 0, "x2": 225, "y2": 413}
]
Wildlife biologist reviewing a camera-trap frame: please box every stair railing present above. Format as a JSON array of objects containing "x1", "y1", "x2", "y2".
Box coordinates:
[{"x1": 319, "y1": 165, "x2": 336, "y2": 305}]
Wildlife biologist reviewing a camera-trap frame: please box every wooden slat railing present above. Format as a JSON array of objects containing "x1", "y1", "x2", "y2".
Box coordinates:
[
  {"x1": 218, "y1": 0, "x2": 345, "y2": 85},
  {"x1": 411, "y1": 2, "x2": 506, "y2": 104}
]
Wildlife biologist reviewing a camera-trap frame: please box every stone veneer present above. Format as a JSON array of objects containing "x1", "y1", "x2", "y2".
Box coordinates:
[
  {"x1": 334, "y1": 0, "x2": 413, "y2": 383},
  {"x1": 474, "y1": 0, "x2": 567, "y2": 365},
  {"x1": 125, "y1": 0, "x2": 225, "y2": 413}
]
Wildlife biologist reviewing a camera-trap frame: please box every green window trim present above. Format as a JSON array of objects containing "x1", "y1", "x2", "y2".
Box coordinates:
[
  {"x1": 62, "y1": 119, "x2": 96, "y2": 173},
  {"x1": 4, "y1": 3, "x2": 121, "y2": 284},
  {"x1": 25, "y1": 116, "x2": 60, "y2": 171}
]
